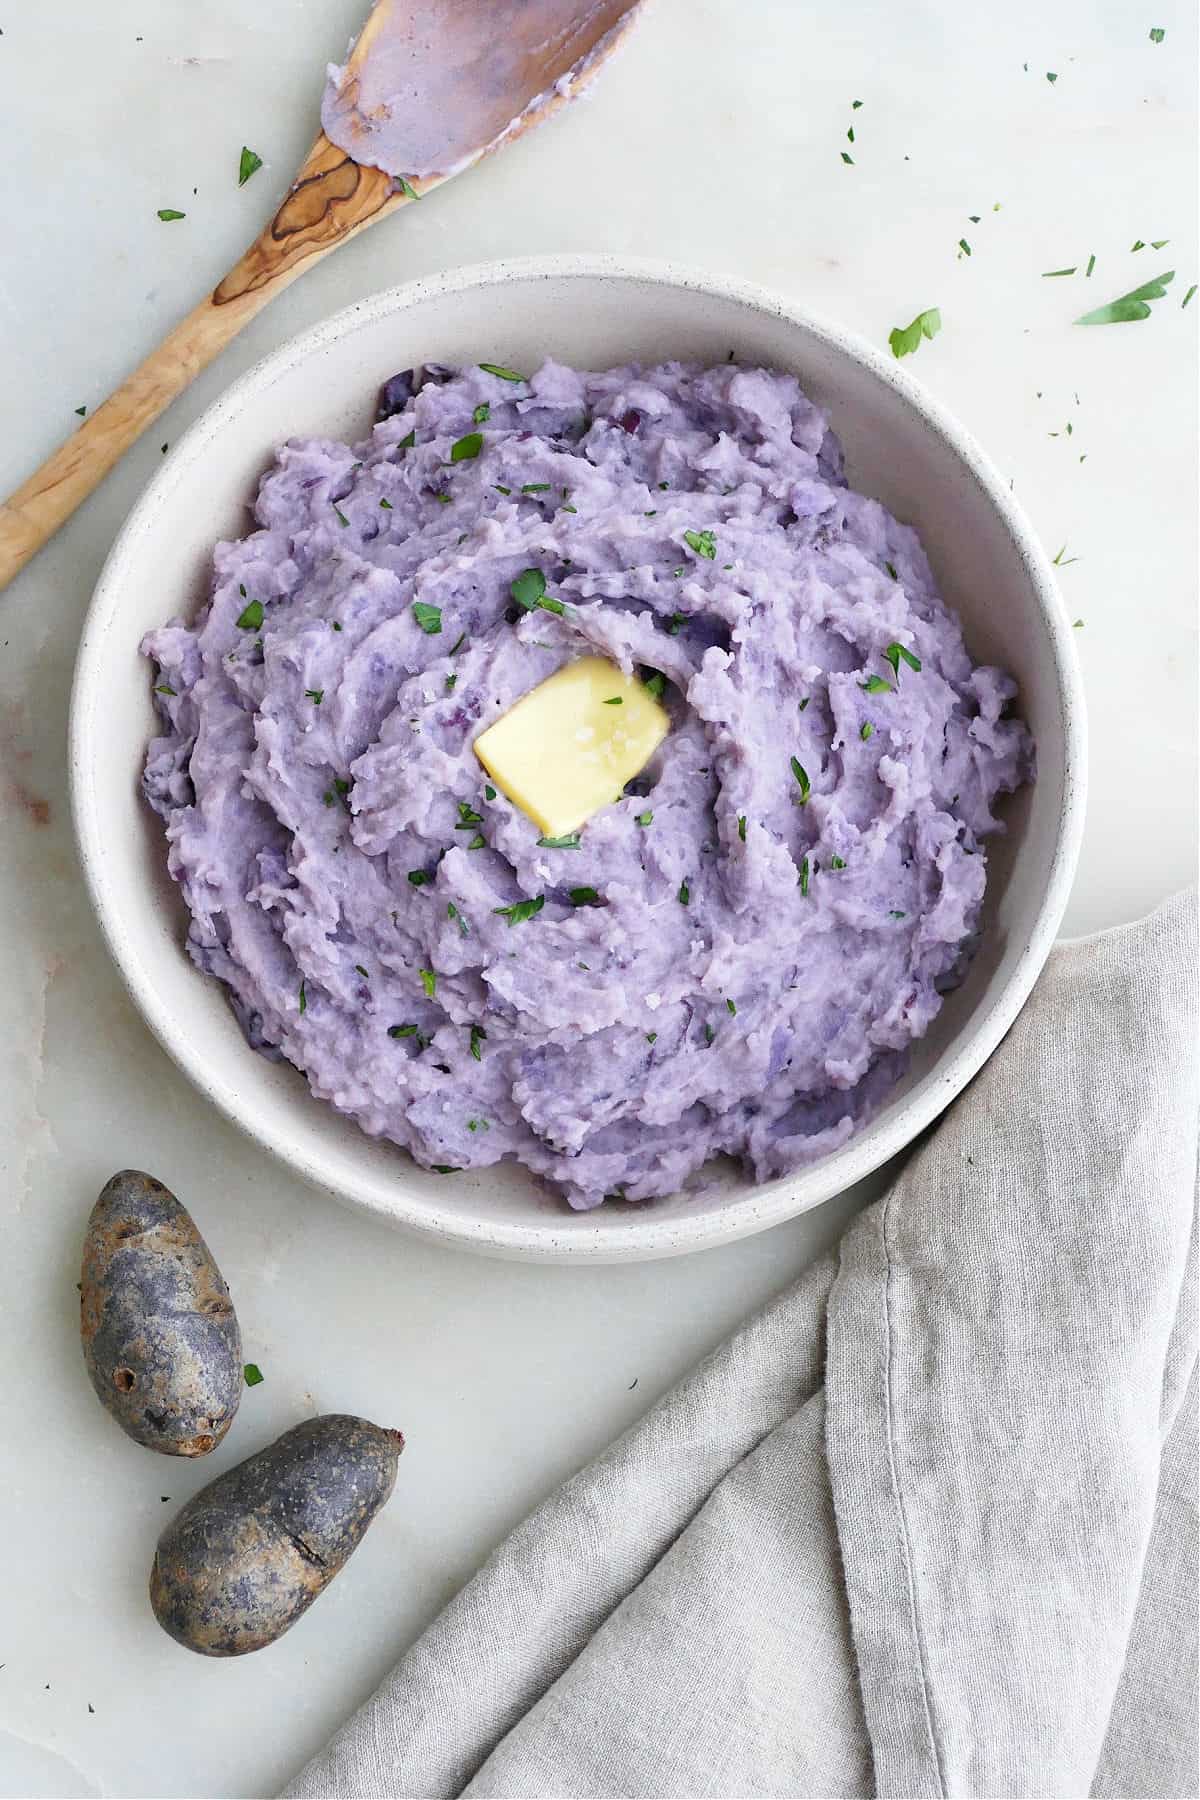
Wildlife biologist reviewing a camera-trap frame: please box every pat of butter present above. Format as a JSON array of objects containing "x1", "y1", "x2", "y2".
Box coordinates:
[{"x1": 474, "y1": 656, "x2": 669, "y2": 837}]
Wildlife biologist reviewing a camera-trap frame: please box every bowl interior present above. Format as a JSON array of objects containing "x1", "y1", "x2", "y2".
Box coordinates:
[{"x1": 71, "y1": 260, "x2": 1082, "y2": 1260}]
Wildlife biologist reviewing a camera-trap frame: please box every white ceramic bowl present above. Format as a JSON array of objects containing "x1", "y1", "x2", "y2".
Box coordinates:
[{"x1": 71, "y1": 256, "x2": 1085, "y2": 1262}]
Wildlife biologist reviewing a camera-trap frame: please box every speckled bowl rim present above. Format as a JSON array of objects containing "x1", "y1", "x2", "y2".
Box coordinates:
[{"x1": 70, "y1": 254, "x2": 1086, "y2": 1263}]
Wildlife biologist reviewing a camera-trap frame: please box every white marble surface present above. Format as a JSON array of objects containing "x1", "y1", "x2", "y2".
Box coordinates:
[{"x1": 0, "y1": 2, "x2": 1195, "y2": 1794}]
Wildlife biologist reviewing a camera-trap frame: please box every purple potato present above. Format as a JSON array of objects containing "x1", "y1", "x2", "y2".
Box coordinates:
[
  {"x1": 80, "y1": 1170, "x2": 241, "y2": 1456},
  {"x1": 150, "y1": 1415, "x2": 404, "y2": 1655}
]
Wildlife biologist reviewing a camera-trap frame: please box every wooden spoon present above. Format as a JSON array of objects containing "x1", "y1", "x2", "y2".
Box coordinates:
[{"x1": 0, "y1": 0, "x2": 643, "y2": 592}]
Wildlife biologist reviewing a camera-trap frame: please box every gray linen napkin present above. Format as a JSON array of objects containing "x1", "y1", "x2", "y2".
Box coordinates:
[{"x1": 286, "y1": 893, "x2": 1198, "y2": 1800}]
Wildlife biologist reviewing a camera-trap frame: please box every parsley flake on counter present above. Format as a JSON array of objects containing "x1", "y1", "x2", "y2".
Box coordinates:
[
  {"x1": 677, "y1": 880, "x2": 690, "y2": 906},
  {"x1": 860, "y1": 721, "x2": 875, "y2": 741},
  {"x1": 419, "y1": 967, "x2": 436, "y2": 997},
  {"x1": 154, "y1": 683, "x2": 177, "y2": 697},
  {"x1": 958, "y1": 238, "x2": 972, "y2": 257},
  {"x1": 1183, "y1": 285, "x2": 1197, "y2": 310},
  {"x1": 1150, "y1": 239, "x2": 1169, "y2": 250},
  {"x1": 790, "y1": 757, "x2": 811, "y2": 801},
  {"x1": 473, "y1": 402, "x2": 491, "y2": 424},
  {"x1": 305, "y1": 688, "x2": 324, "y2": 705},
  {"x1": 683, "y1": 528, "x2": 717, "y2": 559},
  {"x1": 243, "y1": 1363, "x2": 264, "y2": 1386},
  {"x1": 395, "y1": 176, "x2": 420, "y2": 200},
  {"x1": 1149, "y1": 25, "x2": 1165, "y2": 40},
  {"x1": 469, "y1": 1024, "x2": 487, "y2": 1060},
  {"x1": 75, "y1": 405, "x2": 87, "y2": 417},
  {"x1": 538, "y1": 833, "x2": 581, "y2": 848},
  {"x1": 1046, "y1": 71, "x2": 1058, "y2": 82},
  {"x1": 861, "y1": 674, "x2": 893, "y2": 694},
  {"x1": 888, "y1": 308, "x2": 942, "y2": 359},
  {"x1": 1131, "y1": 240, "x2": 1146, "y2": 253},
  {"x1": 157, "y1": 208, "x2": 185, "y2": 221},
  {"x1": 412, "y1": 601, "x2": 442, "y2": 634},
  {"x1": 1076, "y1": 269, "x2": 1174, "y2": 325},
  {"x1": 238, "y1": 147, "x2": 263, "y2": 187},
  {"x1": 450, "y1": 431, "x2": 483, "y2": 462},
  {"x1": 885, "y1": 641, "x2": 922, "y2": 675},
  {"x1": 569, "y1": 887, "x2": 599, "y2": 906},
  {"x1": 852, "y1": 98, "x2": 863, "y2": 108},
  {"x1": 841, "y1": 151, "x2": 854, "y2": 165},
  {"x1": 1086, "y1": 253, "x2": 1096, "y2": 278},
  {"x1": 235, "y1": 598, "x2": 264, "y2": 630},
  {"x1": 479, "y1": 362, "x2": 525, "y2": 382},
  {"x1": 1042, "y1": 267, "x2": 1077, "y2": 278},
  {"x1": 494, "y1": 896, "x2": 544, "y2": 925},
  {"x1": 1073, "y1": 618, "x2": 1085, "y2": 629}
]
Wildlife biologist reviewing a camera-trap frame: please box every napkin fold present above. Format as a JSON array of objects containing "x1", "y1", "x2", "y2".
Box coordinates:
[{"x1": 286, "y1": 893, "x2": 1198, "y2": 1800}]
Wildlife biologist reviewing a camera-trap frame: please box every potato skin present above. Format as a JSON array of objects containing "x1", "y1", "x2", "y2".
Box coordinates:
[
  {"x1": 150, "y1": 1416, "x2": 404, "y2": 1655},
  {"x1": 80, "y1": 1169, "x2": 241, "y2": 1456}
]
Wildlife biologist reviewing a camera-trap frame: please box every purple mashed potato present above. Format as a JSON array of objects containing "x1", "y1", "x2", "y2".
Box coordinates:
[{"x1": 142, "y1": 359, "x2": 1032, "y2": 1211}]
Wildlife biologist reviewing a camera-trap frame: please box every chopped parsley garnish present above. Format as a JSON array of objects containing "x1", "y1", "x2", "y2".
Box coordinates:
[
  {"x1": 1075, "y1": 269, "x2": 1174, "y2": 325},
  {"x1": 484, "y1": 784, "x2": 497, "y2": 801},
  {"x1": 419, "y1": 968, "x2": 436, "y2": 998},
  {"x1": 448, "y1": 901, "x2": 469, "y2": 934},
  {"x1": 561, "y1": 503, "x2": 578, "y2": 514},
  {"x1": 445, "y1": 674, "x2": 457, "y2": 691},
  {"x1": 448, "y1": 632, "x2": 467, "y2": 656},
  {"x1": 798, "y1": 696, "x2": 810, "y2": 712},
  {"x1": 412, "y1": 601, "x2": 442, "y2": 634},
  {"x1": 737, "y1": 814, "x2": 747, "y2": 840},
  {"x1": 888, "y1": 308, "x2": 942, "y2": 359},
  {"x1": 298, "y1": 979, "x2": 307, "y2": 1015},
  {"x1": 305, "y1": 688, "x2": 324, "y2": 705},
  {"x1": 154, "y1": 683, "x2": 177, "y2": 697},
  {"x1": 604, "y1": 696, "x2": 623, "y2": 705},
  {"x1": 884, "y1": 560, "x2": 899, "y2": 580},
  {"x1": 704, "y1": 1024, "x2": 716, "y2": 1045},
  {"x1": 830, "y1": 855, "x2": 846, "y2": 870},
  {"x1": 450, "y1": 432, "x2": 483, "y2": 462},
  {"x1": 467, "y1": 833, "x2": 485, "y2": 849},
  {"x1": 235, "y1": 598, "x2": 264, "y2": 630},
  {"x1": 677, "y1": 880, "x2": 690, "y2": 906},
  {"x1": 538, "y1": 596, "x2": 566, "y2": 615},
  {"x1": 433, "y1": 492, "x2": 452, "y2": 505},
  {"x1": 665, "y1": 613, "x2": 684, "y2": 634},
  {"x1": 243, "y1": 1363, "x2": 264, "y2": 1386},
  {"x1": 157, "y1": 208, "x2": 185, "y2": 221},
  {"x1": 726, "y1": 997, "x2": 737, "y2": 1014},
  {"x1": 407, "y1": 869, "x2": 432, "y2": 887},
  {"x1": 479, "y1": 362, "x2": 525, "y2": 382},
  {"x1": 456, "y1": 801, "x2": 483, "y2": 828},
  {"x1": 494, "y1": 484, "x2": 511, "y2": 495},
  {"x1": 494, "y1": 896, "x2": 544, "y2": 925},
  {"x1": 799, "y1": 856, "x2": 810, "y2": 896},
  {"x1": 396, "y1": 176, "x2": 420, "y2": 200},
  {"x1": 521, "y1": 482, "x2": 551, "y2": 493},
  {"x1": 237, "y1": 147, "x2": 262, "y2": 187},
  {"x1": 510, "y1": 568, "x2": 546, "y2": 609},
  {"x1": 398, "y1": 431, "x2": 415, "y2": 450},
  {"x1": 378, "y1": 497, "x2": 393, "y2": 510},
  {"x1": 1042, "y1": 267, "x2": 1077, "y2": 278},
  {"x1": 1086, "y1": 254, "x2": 1096, "y2": 277},
  {"x1": 473, "y1": 402, "x2": 491, "y2": 424},
  {"x1": 469, "y1": 1023, "x2": 487, "y2": 1060},
  {"x1": 332, "y1": 504, "x2": 350, "y2": 526},
  {"x1": 636, "y1": 810, "x2": 653, "y2": 827},
  {"x1": 642, "y1": 671, "x2": 667, "y2": 699},
  {"x1": 333, "y1": 777, "x2": 350, "y2": 796},
  {"x1": 646, "y1": 1031, "x2": 657, "y2": 1043},
  {"x1": 885, "y1": 641, "x2": 922, "y2": 675},
  {"x1": 683, "y1": 528, "x2": 717, "y2": 559},
  {"x1": 388, "y1": 1022, "x2": 419, "y2": 1038},
  {"x1": 889, "y1": 909, "x2": 907, "y2": 919},
  {"x1": 1149, "y1": 25, "x2": 1165, "y2": 40},
  {"x1": 789, "y1": 757, "x2": 811, "y2": 801},
  {"x1": 860, "y1": 721, "x2": 874, "y2": 741},
  {"x1": 354, "y1": 964, "x2": 369, "y2": 978},
  {"x1": 332, "y1": 621, "x2": 343, "y2": 631},
  {"x1": 430, "y1": 1165, "x2": 457, "y2": 1175},
  {"x1": 538, "y1": 833, "x2": 580, "y2": 848},
  {"x1": 861, "y1": 674, "x2": 893, "y2": 694},
  {"x1": 568, "y1": 887, "x2": 599, "y2": 906}
]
